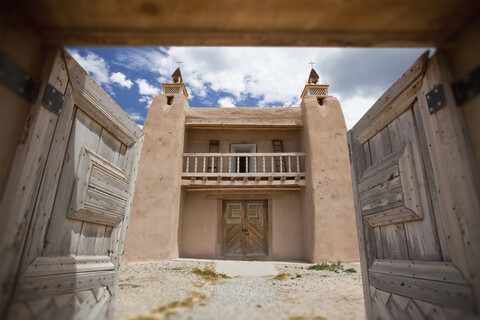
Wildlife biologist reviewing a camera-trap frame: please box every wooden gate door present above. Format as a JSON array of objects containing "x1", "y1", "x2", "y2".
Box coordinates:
[
  {"x1": 223, "y1": 200, "x2": 268, "y2": 258},
  {"x1": 348, "y1": 51, "x2": 480, "y2": 319},
  {"x1": 3, "y1": 50, "x2": 143, "y2": 319}
]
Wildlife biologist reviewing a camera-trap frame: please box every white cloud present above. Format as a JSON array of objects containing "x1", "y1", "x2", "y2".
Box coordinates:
[
  {"x1": 136, "y1": 79, "x2": 161, "y2": 96},
  {"x1": 70, "y1": 50, "x2": 110, "y2": 85},
  {"x1": 114, "y1": 47, "x2": 428, "y2": 126},
  {"x1": 126, "y1": 111, "x2": 145, "y2": 122},
  {"x1": 218, "y1": 97, "x2": 236, "y2": 108},
  {"x1": 110, "y1": 72, "x2": 133, "y2": 89},
  {"x1": 336, "y1": 93, "x2": 378, "y2": 129},
  {"x1": 69, "y1": 50, "x2": 134, "y2": 95}
]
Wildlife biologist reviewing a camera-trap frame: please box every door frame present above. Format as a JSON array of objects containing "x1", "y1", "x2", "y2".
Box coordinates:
[{"x1": 216, "y1": 194, "x2": 272, "y2": 260}]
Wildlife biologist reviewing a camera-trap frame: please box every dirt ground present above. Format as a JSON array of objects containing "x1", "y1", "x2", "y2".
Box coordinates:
[{"x1": 114, "y1": 260, "x2": 366, "y2": 320}]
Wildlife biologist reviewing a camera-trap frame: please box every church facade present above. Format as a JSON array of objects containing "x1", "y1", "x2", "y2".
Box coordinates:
[{"x1": 124, "y1": 67, "x2": 359, "y2": 263}]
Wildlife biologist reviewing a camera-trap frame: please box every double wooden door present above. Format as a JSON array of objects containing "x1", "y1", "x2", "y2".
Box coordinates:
[
  {"x1": 223, "y1": 200, "x2": 268, "y2": 258},
  {"x1": 348, "y1": 51, "x2": 480, "y2": 318}
]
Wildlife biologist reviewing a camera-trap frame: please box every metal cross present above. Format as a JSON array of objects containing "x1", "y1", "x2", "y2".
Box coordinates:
[
  {"x1": 308, "y1": 60, "x2": 316, "y2": 69},
  {"x1": 176, "y1": 60, "x2": 183, "y2": 67}
]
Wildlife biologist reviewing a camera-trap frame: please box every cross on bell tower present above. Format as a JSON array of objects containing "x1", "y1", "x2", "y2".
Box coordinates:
[{"x1": 301, "y1": 60, "x2": 329, "y2": 100}]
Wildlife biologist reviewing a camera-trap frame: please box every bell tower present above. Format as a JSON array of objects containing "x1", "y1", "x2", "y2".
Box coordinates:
[
  {"x1": 162, "y1": 62, "x2": 189, "y2": 105},
  {"x1": 300, "y1": 61, "x2": 329, "y2": 105}
]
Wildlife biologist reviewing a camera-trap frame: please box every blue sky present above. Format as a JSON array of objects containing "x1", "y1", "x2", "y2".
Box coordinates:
[{"x1": 67, "y1": 47, "x2": 430, "y2": 129}]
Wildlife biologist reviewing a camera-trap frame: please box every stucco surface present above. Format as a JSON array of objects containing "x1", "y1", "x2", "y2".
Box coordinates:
[
  {"x1": 271, "y1": 193, "x2": 304, "y2": 261},
  {"x1": 181, "y1": 192, "x2": 218, "y2": 259},
  {"x1": 301, "y1": 96, "x2": 359, "y2": 262},
  {"x1": 124, "y1": 95, "x2": 187, "y2": 262},
  {"x1": 186, "y1": 107, "x2": 303, "y2": 128},
  {"x1": 187, "y1": 129, "x2": 300, "y2": 154}
]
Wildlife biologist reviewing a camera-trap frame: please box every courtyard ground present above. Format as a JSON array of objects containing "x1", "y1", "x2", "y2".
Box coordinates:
[{"x1": 114, "y1": 259, "x2": 366, "y2": 320}]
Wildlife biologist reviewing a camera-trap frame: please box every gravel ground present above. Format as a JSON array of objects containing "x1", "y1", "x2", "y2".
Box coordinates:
[{"x1": 114, "y1": 260, "x2": 366, "y2": 320}]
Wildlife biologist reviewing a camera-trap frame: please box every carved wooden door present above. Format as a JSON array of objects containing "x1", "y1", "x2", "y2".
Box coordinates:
[
  {"x1": 223, "y1": 200, "x2": 268, "y2": 258},
  {"x1": 4, "y1": 50, "x2": 143, "y2": 319},
  {"x1": 348, "y1": 51, "x2": 480, "y2": 319}
]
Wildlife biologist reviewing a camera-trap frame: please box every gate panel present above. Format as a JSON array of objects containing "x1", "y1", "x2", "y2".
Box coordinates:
[
  {"x1": 5, "y1": 50, "x2": 143, "y2": 319},
  {"x1": 246, "y1": 201, "x2": 268, "y2": 256},
  {"x1": 348, "y1": 51, "x2": 480, "y2": 319}
]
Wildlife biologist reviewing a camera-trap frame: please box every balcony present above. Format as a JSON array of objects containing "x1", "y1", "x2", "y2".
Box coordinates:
[{"x1": 182, "y1": 152, "x2": 306, "y2": 187}]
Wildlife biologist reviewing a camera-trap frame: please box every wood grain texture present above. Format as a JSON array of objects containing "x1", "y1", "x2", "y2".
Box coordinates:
[
  {"x1": 347, "y1": 131, "x2": 374, "y2": 318},
  {"x1": 64, "y1": 51, "x2": 142, "y2": 146},
  {"x1": 369, "y1": 272, "x2": 473, "y2": 311},
  {"x1": 43, "y1": 109, "x2": 102, "y2": 256}
]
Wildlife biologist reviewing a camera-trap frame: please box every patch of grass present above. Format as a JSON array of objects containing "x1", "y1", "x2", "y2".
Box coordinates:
[
  {"x1": 191, "y1": 267, "x2": 230, "y2": 281},
  {"x1": 131, "y1": 285, "x2": 141, "y2": 288},
  {"x1": 296, "y1": 274, "x2": 302, "y2": 278},
  {"x1": 307, "y1": 261, "x2": 345, "y2": 273},
  {"x1": 131, "y1": 316, "x2": 156, "y2": 320},
  {"x1": 272, "y1": 272, "x2": 290, "y2": 280},
  {"x1": 289, "y1": 317, "x2": 326, "y2": 320},
  {"x1": 156, "y1": 291, "x2": 208, "y2": 314},
  {"x1": 344, "y1": 268, "x2": 357, "y2": 273}
]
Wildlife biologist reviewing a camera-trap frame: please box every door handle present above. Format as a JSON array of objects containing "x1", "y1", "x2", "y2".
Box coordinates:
[
  {"x1": 242, "y1": 228, "x2": 248, "y2": 232},
  {"x1": 245, "y1": 232, "x2": 250, "y2": 236}
]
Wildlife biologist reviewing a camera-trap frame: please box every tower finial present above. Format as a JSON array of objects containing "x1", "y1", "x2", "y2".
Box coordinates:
[
  {"x1": 176, "y1": 60, "x2": 183, "y2": 68},
  {"x1": 308, "y1": 60, "x2": 316, "y2": 69}
]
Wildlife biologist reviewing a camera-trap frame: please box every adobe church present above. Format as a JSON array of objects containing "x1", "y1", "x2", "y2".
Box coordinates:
[{"x1": 124, "y1": 66, "x2": 359, "y2": 263}]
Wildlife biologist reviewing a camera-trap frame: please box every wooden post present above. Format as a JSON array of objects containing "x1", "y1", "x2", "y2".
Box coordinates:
[
  {"x1": 288, "y1": 156, "x2": 292, "y2": 173},
  {"x1": 296, "y1": 155, "x2": 300, "y2": 173},
  {"x1": 220, "y1": 157, "x2": 223, "y2": 173},
  {"x1": 186, "y1": 156, "x2": 189, "y2": 173},
  {"x1": 194, "y1": 157, "x2": 198, "y2": 173},
  {"x1": 263, "y1": 156, "x2": 266, "y2": 173},
  {"x1": 203, "y1": 156, "x2": 206, "y2": 173},
  {"x1": 237, "y1": 156, "x2": 240, "y2": 173}
]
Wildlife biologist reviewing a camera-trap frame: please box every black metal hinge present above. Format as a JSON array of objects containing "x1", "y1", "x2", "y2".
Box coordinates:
[
  {"x1": 41, "y1": 83, "x2": 65, "y2": 113},
  {"x1": 0, "y1": 51, "x2": 40, "y2": 103},
  {"x1": 452, "y1": 65, "x2": 480, "y2": 106},
  {"x1": 426, "y1": 84, "x2": 447, "y2": 114}
]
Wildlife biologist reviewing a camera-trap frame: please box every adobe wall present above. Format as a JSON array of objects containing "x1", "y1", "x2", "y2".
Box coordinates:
[
  {"x1": 186, "y1": 129, "x2": 301, "y2": 153},
  {"x1": 301, "y1": 96, "x2": 359, "y2": 263},
  {"x1": 442, "y1": 17, "x2": 480, "y2": 178},
  {"x1": 124, "y1": 95, "x2": 188, "y2": 262},
  {"x1": 186, "y1": 106, "x2": 303, "y2": 127},
  {"x1": 0, "y1": 14, "x2": 45, "y2": 199},
  {"x1": 181, "y1": 191, "x2": 304, "y2": 261}
]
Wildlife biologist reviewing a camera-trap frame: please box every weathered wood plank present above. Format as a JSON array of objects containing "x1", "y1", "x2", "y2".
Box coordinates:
[
  {"x1": 97, "y1": 128, "x2": 122, "y2": 165},
  {"x1": 360, "y1": 185, "x2": 403, "y2": 215},
  {"x1": 21, "y1": 256, "x2": 114, "y2": 277},
  {"x1": 369, "y1": 259, "x2": 469, "y2": 285},
  {"x1": 380, "y1": 223, "x2": 409, "y2": 260},
  {"x1": 374, "y1": 228, "x2": 384, "y2": 259},
  {"x1": 65, "y1": 52, "x2": 142, "y2": 146},
  {"x1": 15, "y1": 270, "x2": 115, "y2": 302},
  {"x1": 21, "y1": 83, "x2": 77, "y2": 272},
  {"x1": 369, "y1": 272, "x2": 474, "y2": 311},
  {"x1": 388, "y1": 110, "x2": 442, "y2": 261},
  {"x1": 418, "y1": 52, "x2": 480, "y2": 308},
  {"x1": 43, "y1": 109, "x2": 102, "y2": 256},
  {"x1": 77, "y1": 222, "x2": 101, "y2": 256},
  {"x1": 352, "y1": 51, "x2": 429, "y2": 143},
  {"x1": 368, "y1": 127, "x2": 392, "y2": 164},
  {"x1": 347, "y1": 130, "x2": 374, "y2": 318}
]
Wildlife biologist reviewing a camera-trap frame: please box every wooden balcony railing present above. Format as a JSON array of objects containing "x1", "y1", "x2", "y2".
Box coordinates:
[{"x1": 181, "y1": 152, "x2": 306, "y2": 186}]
